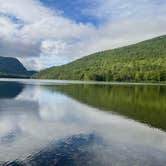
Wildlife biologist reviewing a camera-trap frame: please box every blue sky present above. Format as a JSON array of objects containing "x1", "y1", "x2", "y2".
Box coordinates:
[
  {"x1": 40, "y1": 0, "x2": 166, "y2": 25},
  {"x1": 40, "y1": 0, "x2": 100, "y2": 26},
  {"x1": 0, "y1": 0, "x2": 166, "y2": 70}
]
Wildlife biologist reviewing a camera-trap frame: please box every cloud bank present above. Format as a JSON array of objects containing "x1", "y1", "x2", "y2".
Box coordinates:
[{"x1": 0, "y1": 0, "x2": 166, "y2": 70}]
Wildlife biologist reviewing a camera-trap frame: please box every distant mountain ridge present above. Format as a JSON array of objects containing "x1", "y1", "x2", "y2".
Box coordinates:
[
  {"x1": 0, "y1": 56, "x2": 36, "y2": 78},
  {"x1": 33, "y1": 35, "x2": 166, "y2": 82}
]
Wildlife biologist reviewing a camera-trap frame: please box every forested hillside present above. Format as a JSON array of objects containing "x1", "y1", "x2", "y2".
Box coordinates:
[
  {"x1": 33, "y1": 35, "x2": 166, "y2": 82},
  {"x1": 0, "y1": 56, "x2": 36, "y2": 78}
]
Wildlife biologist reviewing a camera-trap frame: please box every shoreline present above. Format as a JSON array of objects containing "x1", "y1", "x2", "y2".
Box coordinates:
[{"x1": 0, "y1": 78, "x2": 166, "y2": 86}]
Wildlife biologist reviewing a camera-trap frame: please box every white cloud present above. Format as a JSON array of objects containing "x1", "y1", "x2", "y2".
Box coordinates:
[
  {"x1": 0, "y1": 17, "x2": 17, "y2": 39},
  {"x1": 0, "y1": 0, "x2": 54, "y2": 23},
  {"x1": 41, "y1": 40, "x2": 66, "y2": 56},
  {"x1": 0, "y1": 0, "x2": 166, "y2": 70}
]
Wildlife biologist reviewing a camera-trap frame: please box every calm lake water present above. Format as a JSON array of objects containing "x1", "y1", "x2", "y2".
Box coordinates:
[{"x1": 0, "y1": 79, "x2": 166, "y2": 166}]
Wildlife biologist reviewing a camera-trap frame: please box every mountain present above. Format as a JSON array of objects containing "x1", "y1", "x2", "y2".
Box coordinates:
[
  {"x1": 0, "y1": 56, "x2": 36, "y2": 78},
  {"x1": 33, "y1": 35, "x2": 166, "y2": 82}
]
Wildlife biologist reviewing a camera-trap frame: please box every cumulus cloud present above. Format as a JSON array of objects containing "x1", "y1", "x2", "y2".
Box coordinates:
[{"x1": 0, "y1": 0, "x2": 166, "y2": 70}]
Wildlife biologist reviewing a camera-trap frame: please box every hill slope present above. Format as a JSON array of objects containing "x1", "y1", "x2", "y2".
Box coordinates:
[
  {"x1": 0, "y1": 56, "x2": 36, "y2": 78},
  {"x1": 33, "y1": 35, "x2": 166, "y2": 82}
]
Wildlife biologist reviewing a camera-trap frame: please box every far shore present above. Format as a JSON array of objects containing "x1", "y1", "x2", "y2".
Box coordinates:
[{"x1": 0, "y1": 78, "x2": 166, "y2": 86}]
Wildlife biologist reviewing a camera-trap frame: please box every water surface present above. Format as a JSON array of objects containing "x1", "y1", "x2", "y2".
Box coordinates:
[{"x1": 0, "y1": 79, "x2": 166, "y2": 166}]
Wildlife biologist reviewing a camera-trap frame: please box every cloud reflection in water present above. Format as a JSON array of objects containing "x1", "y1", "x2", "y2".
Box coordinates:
[{"x1": 0, "y1": 82, "x2": 166, "y2": 165}]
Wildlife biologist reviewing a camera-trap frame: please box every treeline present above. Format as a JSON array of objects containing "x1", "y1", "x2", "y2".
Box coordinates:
[
  {"x1": 33, "y1": 35, "x2": 166, "y2": 82},
  {"x1": 0, "y1": 72, "x2": 30, "y2": 78}
]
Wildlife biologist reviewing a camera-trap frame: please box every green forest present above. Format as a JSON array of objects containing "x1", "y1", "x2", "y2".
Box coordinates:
[{"x1": 33, "y1": 35, "x2": 166, "y2": 82}]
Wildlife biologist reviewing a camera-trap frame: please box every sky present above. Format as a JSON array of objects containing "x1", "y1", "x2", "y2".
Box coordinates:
[{"x1": 0, "y1": 0, "x2": 166, "y2": 70}]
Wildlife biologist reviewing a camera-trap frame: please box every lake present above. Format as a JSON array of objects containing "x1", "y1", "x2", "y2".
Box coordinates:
[{"x1": 0, "y1": 79, "x2": 166, "y2": 166}]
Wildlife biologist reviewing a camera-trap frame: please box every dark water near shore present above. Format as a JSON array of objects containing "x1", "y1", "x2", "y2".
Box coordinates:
[{"x1": 0, "y1": 79, "x2": 166, "y2": 166}]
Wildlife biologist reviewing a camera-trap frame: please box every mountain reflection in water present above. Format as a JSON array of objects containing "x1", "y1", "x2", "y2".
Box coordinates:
[
  {"x1": 49, "y1": 84, "x2": 166, "y2": 131},
  {"x1": 0, "y1": 80, "x2": 166, "y2": 166},
  {"x1": 0, "y1": 82, "x2": 24, "y2": 99}
]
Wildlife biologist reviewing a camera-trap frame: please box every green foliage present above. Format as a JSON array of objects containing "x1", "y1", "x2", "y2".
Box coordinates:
[{"x1": 33, "y1": 35, "x2": 166, "y2": 82}]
